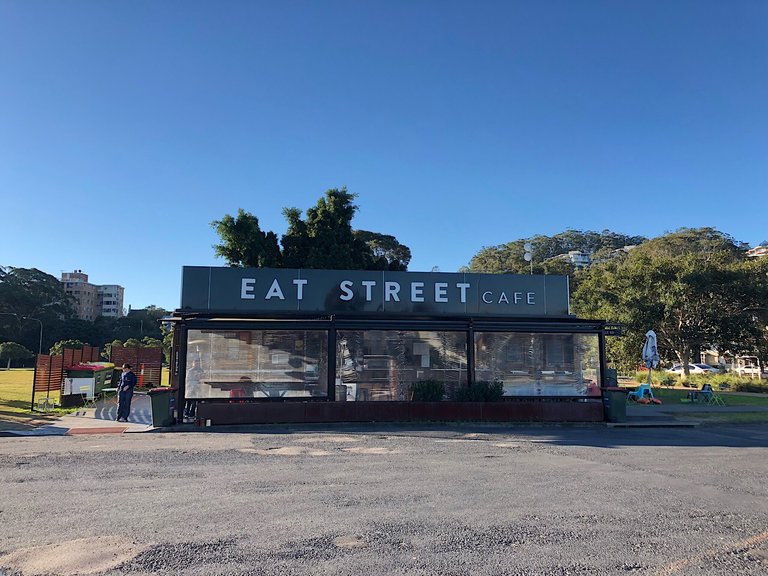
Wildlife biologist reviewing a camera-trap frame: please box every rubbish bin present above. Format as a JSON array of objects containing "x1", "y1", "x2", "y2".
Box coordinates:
[
  {"x1": 601, "y1": 387, "x2": 628, "y2": 423},
  {"x1": 147, "y1": 387, "x2": 177, "y2": 427}
]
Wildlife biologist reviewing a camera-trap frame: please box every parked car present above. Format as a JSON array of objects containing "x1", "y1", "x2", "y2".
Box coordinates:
[
  {"x1": 666, "y1": 363, "x2": 719, "y2": 375},
  {"x1": 693, "y1": 363, "x2": 720, "y2": 373}
]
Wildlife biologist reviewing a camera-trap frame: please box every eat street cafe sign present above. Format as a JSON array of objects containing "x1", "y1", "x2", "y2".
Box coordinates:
[{"x1": 180, "y1": 267, "x2": 570, "y2": 317}]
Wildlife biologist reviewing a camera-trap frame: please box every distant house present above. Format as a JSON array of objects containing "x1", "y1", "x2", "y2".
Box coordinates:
[
  {"x1": 746, "y1": 245, "x2": 768, "y2": 258},
  {"x1": 546, "y1": 250, "x2": 591, "y2": 269}
]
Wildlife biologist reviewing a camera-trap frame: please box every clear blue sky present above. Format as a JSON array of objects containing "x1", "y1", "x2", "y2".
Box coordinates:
[{"x1": 1, "y1": 0, "x2": 766, "y2": 312}]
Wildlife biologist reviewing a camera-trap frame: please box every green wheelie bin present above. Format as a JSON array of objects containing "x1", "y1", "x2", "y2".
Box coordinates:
[
  {"x1": 147, "y1": 387, "x2": 177, "y2": 427},
  {"x1": 601, "y1": 387, "x2": 628, "y2": 423}
]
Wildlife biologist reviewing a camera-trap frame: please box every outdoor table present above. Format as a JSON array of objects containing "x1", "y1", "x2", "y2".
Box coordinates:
[{"x1": 99, "y1": 387, "x2": 119, "y2": 404}]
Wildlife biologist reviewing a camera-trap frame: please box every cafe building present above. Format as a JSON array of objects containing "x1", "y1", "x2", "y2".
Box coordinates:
[{"x1": 167, "y1": 267, "x2": 608, "y2": 425}]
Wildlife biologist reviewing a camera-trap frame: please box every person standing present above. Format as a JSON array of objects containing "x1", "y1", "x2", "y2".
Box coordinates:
[{"x1": 117, "y1": 363, "x2": 137, "y2": 422}]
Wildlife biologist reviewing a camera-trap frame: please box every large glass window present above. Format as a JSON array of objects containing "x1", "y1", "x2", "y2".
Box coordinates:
[
  {"x1": 185, "y1": 329, "x2": 328, "y2": 399},
  {"x1": 336, "y1": 330, "x2": 468, "y2": 401},
  {"x1": 474, "y1": 332, "x2": 601, "y2": 397}
]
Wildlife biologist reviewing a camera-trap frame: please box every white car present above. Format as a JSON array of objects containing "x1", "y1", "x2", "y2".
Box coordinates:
[{"x1": 666, "y1": 363, "x2": 719, "y2": 374}]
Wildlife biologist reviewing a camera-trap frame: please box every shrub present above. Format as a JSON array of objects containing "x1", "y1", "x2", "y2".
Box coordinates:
[
  {"x1": 633, "y1": 371, "x2": 677, "y2": 387},
  {"x1": 732, "y1": 380, "x2": 768, "y2": 393},
  {"x1": 658, "y1": 373, "x2": 677, "y2": 387},
  {"x1": 453, "y1": 380, "x2": 504, "y2": 402},
  {"x1": 411, "y1": 380, "x2": 445, "y2": 402},
  {"x1": 686, "y1": 373, "x2": 768, "y2": 393}
]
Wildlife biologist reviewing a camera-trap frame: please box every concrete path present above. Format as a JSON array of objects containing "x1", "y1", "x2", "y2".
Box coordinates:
[
  {"x1": 3, "y1": 391, "x2": 768, "y2": 436},
  {"x1": 2, "y1": 393, "x2": 154, "y2": 436}
]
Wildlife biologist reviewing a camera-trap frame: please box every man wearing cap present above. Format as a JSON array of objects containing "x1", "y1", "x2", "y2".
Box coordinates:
[{"x1": 117, "y1": 363, "x2": 137, "y2": 422}]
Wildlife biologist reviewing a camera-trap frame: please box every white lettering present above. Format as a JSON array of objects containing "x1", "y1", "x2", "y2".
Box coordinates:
[
  {"x1": 384, "y1": 281, "x2": 401, "y2": 302},
  {"x1": 527, "y1": 292, "x2": 535, "y2": 305},
  {"x1": 514, "y1": 292, "x2": 523, "y2": 304},
  {"x1": 457, "y1": 283, "x2": 470, "y2": 303},
  {"x1": 362, "y1": 280, "x2": 376, "y2": 301},
  {"x1": 293, "y1": 279, "x2": 307, "y2": 300},
  {"x1": 482, "y1": 291, "x2": 493, "y2": 304},
  {"x1": 339, "y1": 280, "x2": 354, "y2": 301},
  {"x1": 265, "y1": 279, "x2": 285, "y2": 300},
  {"x1": 411, "y1": 282, "x2": 424, "y2": 302},
  {"x1": 434, "y1": 282, "x2": 448, "y2": 303},
  {"x1": 498, "y1": 291, "x2": 509, "y2": 304},
  {"x1": 241, "y1": 278, "x2": 256, "y2": 300}
]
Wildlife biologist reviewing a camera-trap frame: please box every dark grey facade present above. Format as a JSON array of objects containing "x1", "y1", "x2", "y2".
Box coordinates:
[
  {"x1": 170, "y1": 267, "x2": 607, "y2": 425},
  {"x1": 180, "y1": 267, "x2": 570, "y2": 317}
]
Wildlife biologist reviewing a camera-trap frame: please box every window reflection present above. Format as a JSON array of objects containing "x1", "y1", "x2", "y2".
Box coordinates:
[
  {"x1": 336, "y1": 330, "x2": 468, "y2": 401},
  {"x1": 474, "y1": 332, "x2": 600, "y2": 396},
  {"x1": 185, "y1": 329, "x2": 328, "y2": 399}
]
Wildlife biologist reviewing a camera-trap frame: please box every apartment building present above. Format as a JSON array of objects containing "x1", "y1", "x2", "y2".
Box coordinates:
[{"x1": 60, "y1": 270, "x2": 124, "y2": 320}]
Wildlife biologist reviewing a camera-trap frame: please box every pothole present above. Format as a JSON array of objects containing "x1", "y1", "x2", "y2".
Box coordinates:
[
  {"x1": 0, "y1": 536, "x2": 148, "y2": 576},
  {"x1": 332, "y1": 535, "x2": 367, "y2": 549}
]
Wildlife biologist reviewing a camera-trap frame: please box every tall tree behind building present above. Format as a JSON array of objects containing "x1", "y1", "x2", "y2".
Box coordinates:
[{"x1": 212, "y1": 188, "x2": 411, "y2": 271}]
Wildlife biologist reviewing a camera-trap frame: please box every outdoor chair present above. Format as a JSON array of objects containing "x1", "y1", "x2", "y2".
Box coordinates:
[
  {"x1": 79, "y1": 384, "x2": 97, "y2": 412},
  {"x1": 36, "y1": 397, "x2": 56, "y2": 412},
  {"x1": 627, "y1": 383, "x2": 652, "y2": 402},
  {"x1": 705, "y1": 390, "x2": 726, "y2": 406}
]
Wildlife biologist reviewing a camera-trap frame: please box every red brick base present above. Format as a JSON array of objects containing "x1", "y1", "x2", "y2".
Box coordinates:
[{"x1": 196, "y1": 400, "x2": 603, "y2": 425}]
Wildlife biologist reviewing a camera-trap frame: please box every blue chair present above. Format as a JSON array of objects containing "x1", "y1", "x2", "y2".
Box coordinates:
[{"x1": 627, "y1": 383, "x2": 653, "y2": 402}]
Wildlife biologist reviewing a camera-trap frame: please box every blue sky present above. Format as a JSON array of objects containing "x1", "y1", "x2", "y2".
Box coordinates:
[{"x1": 1, "y1": 0, "x2": 766, "y2": 312}]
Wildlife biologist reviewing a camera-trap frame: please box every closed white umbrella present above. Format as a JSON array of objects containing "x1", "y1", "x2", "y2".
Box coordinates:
[
  {"x1": 642, "y1": 330, "x2": 660, "y2": 391},
  {"x1": 642, "y1": 330, "x2": 660, "y2": 369}
]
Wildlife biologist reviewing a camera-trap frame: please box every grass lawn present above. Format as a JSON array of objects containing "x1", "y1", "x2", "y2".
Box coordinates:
[
  {"x1": 0, "y1": 367, "x2": 170, "y2": 417},
  {"x1": 0, "y1": 369, "x2": 58, "y2": 415},
  {"x1": 636, "y1": 385, "x2": 768, "y2": 407}
]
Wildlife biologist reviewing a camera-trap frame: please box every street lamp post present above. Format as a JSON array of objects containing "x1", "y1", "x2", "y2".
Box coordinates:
[
  {"x1": 0, "y1": 312, "x2": 43, "y2": 354},
  {"x1": 23, "y1": 317, "x2": 43, "y2": 355},
  {"x1": 523, "y1": 242, "x2": 533, "y2": 275}
]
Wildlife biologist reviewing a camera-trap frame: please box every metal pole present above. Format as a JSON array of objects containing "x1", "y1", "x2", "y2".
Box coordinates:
[{"x1": 24, "y1": 317, "x2": 43, "y2": 355}]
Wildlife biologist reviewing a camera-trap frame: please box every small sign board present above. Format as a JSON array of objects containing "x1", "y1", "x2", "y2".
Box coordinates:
[{"x1": 603, "y1": 323, "x2": 623, "y2": 336}]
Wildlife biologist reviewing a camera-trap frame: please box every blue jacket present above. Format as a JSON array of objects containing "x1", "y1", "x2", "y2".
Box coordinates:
[{"x1": 119, "y1": 370, "x2": 137, "y2": 393}]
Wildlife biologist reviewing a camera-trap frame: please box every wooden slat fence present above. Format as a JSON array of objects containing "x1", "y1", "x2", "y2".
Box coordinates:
[
  {"x1": 110, "y1": 344, "x2": 163, "y2": 388},
  {"x1": 31, "y1": 346, "x2": 101, "y2": 410}
]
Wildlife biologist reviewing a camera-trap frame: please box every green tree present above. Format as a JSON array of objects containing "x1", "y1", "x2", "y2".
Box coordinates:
[
  {"x1": 573, "y1": 228, "x2": 767, "y2": 376},
  {"x1": 280, "y1": 207, "x2": 312, "y2": 269},
  {"x1": 0, "y1": 267, "x2": 76, "y2": 352},
  {"x1": 0, "y1": 267, "x2": 75, "y2": 319},
  {"x1": 211, "y1": 209, "x2": 282, "y2": 268},
  {"x1": 0, "y1": 341, "x2": 34, "y2": 369},
  {"x1": 212, "y1": 188, "x2": 411, "y2": 271},
  {"x1": 468, "y1": 229, "x2": 645, "y2": 275},
  {"x1": 49, "y1": 339, "x2": 86, "y2": 355},
  {"x1": 101, "y1": 339, "x2": 123, "y2": 361},
  {"x1": 161, "y1": 327, "x2": 173, "y2": 364},
  {"x1": 353, "y1": 230, "x2": 411, "y2": 271},
  {"x1": 284, "y1": 188, "x2": 372, "y2": 269},
  {"x1": 468, "y1": 230, "x2": 643, "y2": 292}
]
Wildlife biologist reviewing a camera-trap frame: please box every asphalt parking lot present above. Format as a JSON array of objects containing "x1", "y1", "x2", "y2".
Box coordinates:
[{"x1": 1, "y1": 423, "x2": 767, "y2": 576}]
